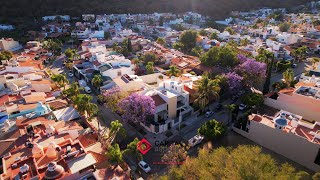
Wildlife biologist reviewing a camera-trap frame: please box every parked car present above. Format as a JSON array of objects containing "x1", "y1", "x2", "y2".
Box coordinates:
[
  {"x1": 205, "y1": 110, "x2": 213, "y2": 118},
  {"x1": 188, "y1": 135, "x2": 204, "y2": 147},
  {"x1": 138, "y1": 161, "x2": 151, "y2": 173},
  {"x1": 215, "y1": 104, "x2": 223, "y2": 111},
  {"x1": 68, "y1": 71, "x2": 74, "y2": 77},
  {"x1": 239, "y1": 104, "x2": 247, "y2": 111},
  {"x1": 84, "y1": 86, "x2": 92, "y2": 93}
]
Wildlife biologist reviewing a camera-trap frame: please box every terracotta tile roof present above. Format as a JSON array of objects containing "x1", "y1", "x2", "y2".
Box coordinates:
[
  {"x1": 279, "y1": 88, "x2": 295, "y2": 95},
  {"x1": 295, "y1": 82, "x2": 316, "y2": 87},
  {"x1": 18, "y1": 103, "x2": 38, "y2": 111},
  {"x1": 31, "y1": 79, "x2": 52, "y2": 85},
  {"x1": 16, "y1": 116, "x2": 54, "y2": 128},
  {"x1": 48, "y1": 100, "x2": 68, "y2": 110},
  {"x1": 0, "y1": 94, "x2": 9, "y2": 105},
  {"x1": 151, "y1": 94, "x2": 166, "y2": 106},
  {"x1": 24, "y1": 94, "x2": 46, "y2": 103}
]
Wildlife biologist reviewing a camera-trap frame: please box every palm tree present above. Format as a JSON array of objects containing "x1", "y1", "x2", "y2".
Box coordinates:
[
  {"x1": 63, "y1": 82, "x2": 81, "y2": 100},
  {"x1": 226, "y1": 104, "x2": 237, "y2": 125},
  {"x1": 72, "y1": 94, "x2": 98, "y2": 118},
  {"x1": 167, "y1": 65, "x2": 181, "y2": 77},
  {"x1": 92, "y1": 74, "x2": 103, "y2": 89},
  {"x1": 194, "y1": 74, "x2": 221, "y2": 112},
  {"x1": 51, "y1": 74, "x2": 69, "y2": 90},
  {"x1": 145, "y1": 62, "x2": 154, "y2": 74},
  {"x1": 283, "y1": 68, "x2": 294, "y2": 87}
]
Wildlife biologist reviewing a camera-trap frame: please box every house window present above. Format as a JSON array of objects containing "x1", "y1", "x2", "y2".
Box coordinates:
[
  {"x1": 172, "y1": 85, "x2": 174, "y2": 89},
  {"x1": 118, "y1": 71, "x2": 122, "y2": 76}
]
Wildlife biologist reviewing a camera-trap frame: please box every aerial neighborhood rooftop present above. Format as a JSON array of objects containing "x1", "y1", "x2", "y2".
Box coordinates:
[{"x1": 1, "y1": 1, "x2": 320, "y2": 179}]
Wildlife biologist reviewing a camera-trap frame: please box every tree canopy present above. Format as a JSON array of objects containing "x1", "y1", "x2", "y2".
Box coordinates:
[
  {"x1": 198, "y1": 119, "x2": 226, "y2": 139},
  {"x1": 118, "y1": 93, "x2": 156, "y2": 123},
  {"x1": 158, "y1": 145, "x2": 312, "y2": 180},
  {"x1": 200, "y1": 46, "x2": 238, "y2": 67},
  {"x1": 179, "y1": 30, "x2": 198, "y2": 53}
]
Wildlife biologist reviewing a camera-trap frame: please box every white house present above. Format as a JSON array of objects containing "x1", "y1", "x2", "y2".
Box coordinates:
[
  {"x1": 42, "y1": 15, "x2": 70, "y2": 21},
  {"x1": 0, "y1": 38, "x2": 22, "y2": 51}
]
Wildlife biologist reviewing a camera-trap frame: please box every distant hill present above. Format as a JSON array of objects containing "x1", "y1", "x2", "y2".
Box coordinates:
[{"x1": 0, "y1": 0, "x2": 312, "y2": 23}]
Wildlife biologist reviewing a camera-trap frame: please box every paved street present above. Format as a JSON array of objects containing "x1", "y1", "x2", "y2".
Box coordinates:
[{"x1": 270, "y1": 61, "x2": 311, "y2": 86}]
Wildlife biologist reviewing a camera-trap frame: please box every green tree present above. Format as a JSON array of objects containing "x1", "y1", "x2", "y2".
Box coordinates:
[
  {"x1": 198, "y1": 29, "x2": 207, "y2": 36},
  {"x1": 173, "y1": 42, "x2": 184, "y2": 51},
  {"x1": 63, "y1": 82, "x2": 82, "y2": 100},
  {"x1": 104, "y1": 31, "x2": 111, "y2": 40},
  {"x1": 210, "y1": 32, "x2": 218, "y2": 40},
  {"x1": 224, "y1": 27, "x2": 235, "y2": 35},
  {"x1": 283, "y1": 68, "x2": 294, "y2": 87},
  {"x1": 123, "y1": 138, "x2": 142, "y2": 163},
  {"x1": 161, "y1": 143, "x2": 189, "y2": 165},
  {"x1": 241, "y1": 92, "x2": 264, "y2": 108},
  {"x1": 73, "y1": 94, "x2": 98, "y2": 117},
  {"x1": 200, "y1": 46, "x2": 238, "y2": 67},
  {"x1": 226, "y1": 104, "x2": 237, "y2": 125},
  {"x1": 65, "y1": 62, "x2": 73, "y2": 70},
  {"x1": 51, "y1": 74, "x2": 69, "y2": 90},
  {"x1": 106, "y1": 143, "x2": 123, "y2": 166},
  {"x1": 194, "y1": 74, "x2": 220, "y2": 111},
  {"x1": 159, "y1": 145, "x2": 311, "y2": 179},
  {"x1": 141, "y1": 52, "x2": 156, "y2": 63},
  {"x1": 257, "y1": 48, "x2": 275, "y2": 94},
  {"x1": 190, "y1": 46, "x2": 204, "y2": 57},
  {"x1": 127, "y1": 38, "x2": 132, "y2": 52},
  {"x1": 0, "y1": 50, "x2": 13, "y2": 61},
  {"x1": 167, "y1": 65, "x2": 180, "y2": 77},
  {"x1": 42, "y1": 39, "x2": 62, "y2": 55},
  {"x1": 156, "y1": 37, "x2": 166, "y2": 46},
  {"x1": 92, "y1": 74, "x2": 103, "y2": 89},
  {"x1": 64, "y1": 48, "x2": 79, "y2": 60},
  {"x1": 109, "y1": 120, "x2": 126, "y2": 143},
  {"x1": 240, "y1": 38, "x2": 249, "y2": 46},
  {"x1": 179, "y1": 30, "x2": 198, "y2": 53},
  {"x1": 198, "y1": 119, "x2": 226, "y2": 139},
  {"x1": 279, "y1": 22, "x2": 291, "y2": 32},
  {"x1": 292, "y1": 46, "x2": 308, "y2": 63},
  {"x1": 146, "y1": 61, "x2": 154, "y2": 74}
]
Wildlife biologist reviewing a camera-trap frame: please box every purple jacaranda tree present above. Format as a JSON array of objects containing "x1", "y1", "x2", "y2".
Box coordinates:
[
  {"x1": 103, "y1": 87, "x2": 128, "y2": 113},
  {"x1": 118, "y1": 93, "x2": 156, "y2": 123},
  {"x1": 224, "y1": 72, "x2": 243, "y2": 93},
  {"x1": 235, "y1": 54, "x2": 267, "y2": 88}
]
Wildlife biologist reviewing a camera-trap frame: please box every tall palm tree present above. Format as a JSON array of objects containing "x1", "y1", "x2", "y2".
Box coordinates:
[
  {"x1": 283, "y1": 68, "x2": 294, "y2": 87},
  {"x1": 92, "y1": 74, "x2": 103, "y2": 89},
  {"x1": 194, "y1": 74, "x2": 221, "y2": 112},
  {"x1": 51, "y1": 74, "x2": 69, "y2": 90},
  {"x1": 167, "y1": 65, "x2": 181, "y2": 77},
  {"x1": 73, "y1": 94, "x2": 92, "y2": 116},
  {"x1": 226, "y1": 104, "x2": 236, "y2": 126}
]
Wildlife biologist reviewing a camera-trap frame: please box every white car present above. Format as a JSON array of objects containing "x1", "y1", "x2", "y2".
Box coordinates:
[
  {"x1": 84, "y1": 86, "x2": 92, "y2": 93},
  {"x1": 138, "y1": 160, "x2": 151, "y2": 173},
  {"x1": 188, "y1": 135, "x2": 204, "y2": 147},
  {"x1": 205, "y1": 110, "x2": 213, "y2": 118},
  {"x1": 68, "y1": 71, "x2": 74, "y2": 77},
  {"x1": 239, "y1": 104, "x2": 247, "y2": 111}
]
